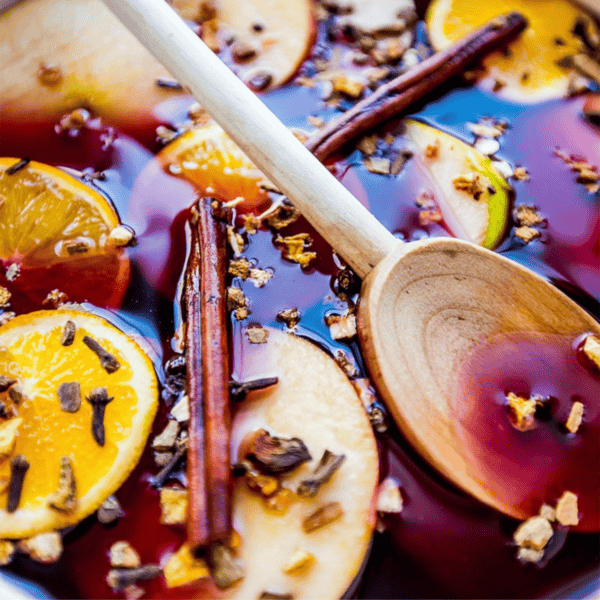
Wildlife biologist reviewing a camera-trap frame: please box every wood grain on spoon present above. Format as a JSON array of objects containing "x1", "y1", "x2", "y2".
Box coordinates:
[{"x1": 103, "y1": 0, "x2": 600, "y2": 524}]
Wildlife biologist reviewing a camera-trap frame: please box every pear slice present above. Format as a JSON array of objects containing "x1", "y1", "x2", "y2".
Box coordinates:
[
  {"x1": 404, "y1": 120, "x2": 511, "y2": 249},
  {"x1": 0, "y1": 0, "x2": 312, "y2": 128},
  {"x1": 221, "y1": 328, "x2": 379, "y2": 599},
  {"x1": 171, "y1": 0, "x2": 313, "y2": 90}
]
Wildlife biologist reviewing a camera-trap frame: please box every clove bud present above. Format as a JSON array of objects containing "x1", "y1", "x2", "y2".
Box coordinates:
[
  {"x1": 85, "y1": 387, "x2": 114, "y2": 446},
  {"x1": 7, "y1": 454, "x2": 30, "y2": 513}
]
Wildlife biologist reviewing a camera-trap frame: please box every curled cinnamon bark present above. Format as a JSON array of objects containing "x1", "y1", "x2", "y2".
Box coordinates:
[
  {"x1": 185, "y1": 198, "x2": 231, "y2": 550},
  {"x1": 306, "y1": 12, "x2": 528, "y2": 161}
]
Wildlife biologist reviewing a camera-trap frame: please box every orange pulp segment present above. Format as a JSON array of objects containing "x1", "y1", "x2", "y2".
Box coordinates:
[
  {"x1": 0, "y1": 309, "x2": 158, "y2": 538},
  {"x1": 426, "y1": 0, "x2": 585, "y2": 102}
]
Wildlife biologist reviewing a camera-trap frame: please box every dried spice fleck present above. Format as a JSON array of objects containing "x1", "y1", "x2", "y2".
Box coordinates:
[
  {"x1": 7, "y1": 454, "x2": 30, "y2": 513},
  {"x1": 83, "y1": 336, "x2": 121, "y2": 373},
  {"x1": 57, "y1": 382, "x2": 82, "y2": 413},
  {"x1": 97, "y1": 495, "x2": 124, "y2": 524},
  {"x1": 229, "y1": 377, "x2": 278, "y2": 402},
  {"x1": 152, "y1": 420, "x2": 180, "y2": 451},
  {"x1": 364, "y1": 157, "x2": 391, "y2": 174},
  {"x1": 331, "y1": 74, "x2": 365, "y2": 98},
  {"x1": 276, "y1": 307, "x2": 300, "y2": 329},
  {"x1": 506, "y1": 392, "x2": 537, "y2": 431},
  {"x1": 249, "y1": 268, "x2": 273, "y2": 288},
  {"x1": 47, "y1": 456, "x2": 77, "y2": 513},
  {"x1": 513, "y1": 515, "x2": 553, "y2": 550},
  {"x1": 275, "y1": 233, "x2": 317, "y2": 268},
  {"x1": 5, "y1": 263, "x2": 20, "y2": 282},
  {"x1": 151, "y1": 435, "x2": 189, "y2": 488},
  {"x1": 0, "y1": 287, "x2": 11, "y2": 308},
  {"x1": 6, "y1": 158, "x2": 31, "y2": 176},
  {"x1": 159, "y1": 487, "x2": 189, "y2": 525},
  {"x1": 110, "y1": 541, "x2": 142, "y2": 569},
  {"x1": 515, "y1": 225, "x2": 541, "y2": 243},
  {"x1": 325, "y1": 313, "x2": 357, "y2": 340},
  {"x1": 244, "y1": 429, "x2": 311, "y2": 474},
  {"x1": 228, "y1": 258, "x2": 253, "y2": 280},
  {"x1": 565, "y1": 401, "x2": 584, "y2": 433},
  {"x1": 246, "y1": 325, "x2": 269, "y2": 344},
  {"x1": 514, "y1": 205, "x2": 543, "y2": 227},
  {"x1": 357, "y1": 134, "x2": 378, "y2": 155},
  {"x1": 539, "y1": 504, "x2": 557, "y2": 522},
  {"x1": 555, "y1": 491, "x2": 579, "y2": 526},
  {"x1": 156, "y1": 77, "x2": 183, "y2": 89},
  {"x1": 64, "y1": 239, "x2": 90, "y2": 255},
  {"x1": 246, "y1": 70, "x2": 274, "y2": 91},
  {"x1": 107, "y1": 565, "x2": 163, "y2": 591},
  {"x1": 513, "y1": 166, "x2": 530, "y2": 181},
  {"x1": 58, "y1": 108, "x2": 90, "y2": 132},
  {"x1": 108, "y1": 225, "x2": 137, "y2": 247},
  {"x1": 582, "y1": 335, "x2": 600, "y2": 369},
  {"x1": 163, "y1": 543, "x2": 210, "y2": 588},
  {"x1": 60, "y1": 320, "x2": 76, "y2": 346},
  {"x1": 377, "y1": 477, "x2": 403, "y2": 513},
  {"x1": 85, "y1": 387, "x2": 114, "y2": 446},
  {"x1": 297, "y1": 450, "x2": 345, "y2": 497},
  {"x1": 42, "y1": 289, "x2": 69, "y2": 308},
  {"x1": 19, "y1": 532, "x2": 63, "y2": 564},
  {"x1": 302, "y1": 501, "x2": 344, "y2": 533},
  {"x1": 452, "y1": 172, "x2": 488, "y2": 200},
  {"x1": 207, "y1": 543, "x2": 245, "y2": 589}
]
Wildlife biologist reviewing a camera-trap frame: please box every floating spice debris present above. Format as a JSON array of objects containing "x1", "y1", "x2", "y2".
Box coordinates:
[
  {"x1": 108, "y1": 225, "x2": 137, "y2": 247},
  {"x1": 156, "y1": 77, "x2": 183, "y2": 89},
  {"x1": 244, "y1": 429, "x2": 311, "y2": 474},
  {"x1": 6, "y1": 158, "x2": 30, "y2": 175},
  {"x1": 582, "y1": 335, "x2": 600, "y2": 369},
  {"x1": 452, "y1": 172, "x2": 488, "y2": 200},
  {"x1": 83, "y1": 336, "x2": 121, "y2": 373},
  {"x1": 0, "y1": 418, "x2": 22, "y2": 458},
  {"x1": 506, "y1": 392, "x2": 537, "y2": 431},
  {"x1": 37, "y1": 63, "x2": 63, "y2": 86},
  {"x1": 60, "y1": 320, "x2": 76, "y2": 346},
  {"x1": 19, "y1": 532, "x2": 63, "y2": 564},
  {"x1": 7, "y1": 454, "x2": 30, "y2": 513},
  {"x1": 264, "y1": 202, "x2": 300, "y2": 230},
  {"x1": 228, "y1": 258, "x2": 253, "y2": 280},
  {"x1": 565, "y1": 401, "x2": 584, "y2": 434},
  {"x1": 555, "y1": 491, "x2": 579, "y2": 526},
  {"x1": 229, "y1": 377, "x2": 278, "y2": 402},
  {"x1": 207, "y1": 543, "x2": 245, "y2": 589},
  {"x1": 513, "y1": 515, "x2": 553, "y2": 551},
  {"x1": 514, "y1": 225, "x2": 540, "y2": 243},
  {"x1": 377, "y1": 477, "x2": 403, "y2": 514},
  {"x1": 513, "y1": 166, "x2": 530, "y2": 181},
  {"x1": 275, "y1": 233, "x2": 316, "y2": 268},
  {"x1": 276, "y1": 307, "x2": 300, "y2": 329},
  {"x1": 5, "y1": 263, "x2": 19, "y2": 282},
  {"x1": 97, "y1": 495, "x2": 124, "y2": 524},
  {"x1": 47, "y1": 456, "x2": 77, "y2": 513},
  {"x1": 85, "y1": 387, "x2": 114, "y2": 446},
  {"x1": 246, "y1": 325, "x2": 269, "y2": 344},
  {"x1": 539, "y1": 503, "x2": 557, "y2": 521},
  {"x1": 514, "y1": 205, "x2": 543, "y2": 227},
  {"x1": 57, "y1": 382, "x2": 82, "y2": 413},
  {"x1": 109, "y1": 541, "x2": 141, "y2": 569},
  {"x1": 0, "y1": 376, "x2": 16, "y2": 392},
  {"x1": 107, "y1": 564, "x2": 163, "y2": 591},
  {"x1": 163, "y1": 543, "x2": 210, "y2": 588},
  {"x1": 302, "y1": 501, "x2": 344, "y2": 533},
  {"x1": 249, "y1": 268, "x2": 273, "y2": 288},
  {"x1": 297, "y1": 450, "x2": 345, "y2": 497},
  {"x1": 227, "y1": 287, "x2": 249, "y2": 321},
  {"x1": 170, "y1": 394, "x2": 190, "y2": 423},
  {"x1": 152, "y1": 420, "x2": 180, "y2": 451},
  {"x1": 58, "y1": 108, "x2": 90, "y2": 132},
  {"x1": 325, "y1": 313, "x2": 357, "y2": 340},
  {"x1": 357, "y1": 134, "x2": 378, "y2": 155},
  {"x1": 0, "y1": 287, "x2": 11, "y2": 308},
  {"x1": 151, "y1": 436, "x2": 189, "y2": 488},
  {"x1": 244, "y1": 467, "x2": 279, "y2": 497},
  {"x1": 364, "y1": 157, "x2": 391, "y2": 174},
  {"x1": 283, "y1": 548, "x2": 315, "y2": 575},
  {"x1": 64, "y1": 239, "x2": 90, "y2": 255},
  {"x1": 42, "y1": 289, "x2": 69, "y2": 308},
  {"x1": 159, "y1": 487, "x2": 189, "y2": 525}
]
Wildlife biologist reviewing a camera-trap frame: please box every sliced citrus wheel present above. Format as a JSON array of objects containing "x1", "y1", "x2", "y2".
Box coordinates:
[
  {"x1": 426, "y1": 0, "x2": 585, "y2": 102},
  {"x1": 405, "y1": 120, "x2": 511, "y2": 249},
  {"x1": 158, "y1": 123, "x2": 270, "y2": 208},
  {"x1": 0, "y1": 309, "x2": 158, "y2": 539},
  {"x1": 0, "y1": 158, "x2": 130, "y2": 311}
]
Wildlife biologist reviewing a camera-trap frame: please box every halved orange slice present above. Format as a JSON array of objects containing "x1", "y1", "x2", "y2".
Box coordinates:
[
  {"x1": 158, "y1": 123, "x2": 270, "y2": 209},
  {"x1": 0, "y1": 309, "x2": 158, "y2": 539},
  {"x1": 0, "y1": 158, "x2": 130, "y2": 311},
  {"x1": 427, "y1": 0, "x2": 585, "y2": 102}
]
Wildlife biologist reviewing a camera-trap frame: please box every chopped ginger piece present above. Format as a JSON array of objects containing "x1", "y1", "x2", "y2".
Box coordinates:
[
  {"x1": 159, "y1": 487, "x2": 188, "y2": 525},
  {"x1": 19, "y1": 532, "x2": 63, "y2": 563},
  {"x1": 555, "y1": 491, "x2": 579, "y2": 526},
  {"x1": 110, "y1": 541, "x2": 141, "y2": 568},
  {"x1": 506, "y1": 392, "x2": 536, "y2": 431},
  {"x1": 513, "y1": 516, "x2": 553, "y2": 550},
  {"x1": 582, "y1": 335, "x2": 600, "y2": 369},
  {"x1": 283, "y1": 548, "x2": 316, "y2": 575},
  {"x1": 565, "y1": 401, "x2": 584, "y2": 434},
  {"x1": 164, "y1": 543, "x2": 210, "y2": 588}
]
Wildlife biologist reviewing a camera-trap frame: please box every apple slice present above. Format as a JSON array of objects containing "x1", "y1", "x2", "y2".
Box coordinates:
[
  {"x1": 171, "y1": 0, "x2": 313, "y2": 90},
  {"x1": 404, "y1": 120, "x2": 511, "y2": 249},
  {"x1": 0, "y1": 0, "x2": 312, "y2": 129},
  {"x1": 220, "y1": 328, "x2": 378, "y2": 599}
]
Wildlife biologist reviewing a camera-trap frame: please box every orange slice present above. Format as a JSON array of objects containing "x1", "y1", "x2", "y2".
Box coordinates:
[
  {"x1": 158, "y1": 123, "x2": 270, "y2": 208},
  {"x1": 0, "y1": 158, "x2": 130, "y2": 311},
  {"x1": 0, "y1": 309, "x2": 158, "y2": 538},
  {"x1": 426, "y1": 0, "x2": 585, "y2": 102}
]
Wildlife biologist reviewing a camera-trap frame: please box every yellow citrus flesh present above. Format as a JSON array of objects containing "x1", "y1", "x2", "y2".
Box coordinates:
[
  {"x1": 427, "y1": 0, "x2": 585, "y2": 102},
  {"x1": 158, "y1": 123, "x2": 270, "y2": 208},
  {"x1": 0, "y1": 158, "x2": 130, "y2": 309},
  {"x1": 0, "y1": 309, "x2": 158, "y2": 538}
]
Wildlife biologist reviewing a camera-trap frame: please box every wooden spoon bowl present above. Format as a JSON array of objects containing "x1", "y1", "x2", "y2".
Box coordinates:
[{"x1": 359, "y1": 237, "x2": 600, "y2": 520}]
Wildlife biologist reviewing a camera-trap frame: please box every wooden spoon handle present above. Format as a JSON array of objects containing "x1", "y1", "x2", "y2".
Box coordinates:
[{"x1": 101, "y1": 0, "x2": 398, "y2": 278}]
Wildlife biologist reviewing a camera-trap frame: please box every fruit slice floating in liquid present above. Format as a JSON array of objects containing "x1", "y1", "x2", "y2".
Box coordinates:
[
  {"x1": 0, "y1": 309, "x2": 158, "y2": 539},
  {"x1": 158, "y1": 123, "x2": 271, "y2": 209},
  {"x1": 0, "y1": 158, "x2": 130, "y2": 312},
  {"x1": 170, "y1": 328, "x2": 379, "y2": 599},
  {"x1": 426, "y1": 0, "x2": 585, "y2": 102},
  {"x1": 405, "y1": 120, "x2": 511, "y2": 249}
]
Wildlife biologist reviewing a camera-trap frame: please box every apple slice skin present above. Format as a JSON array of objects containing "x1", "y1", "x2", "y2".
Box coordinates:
[
  {"x1": 404, "y1": 120, "x2": 511, "y2": 250},
  {"x1": 214, "y1": 328, "x2": 379, "y2": 600}
]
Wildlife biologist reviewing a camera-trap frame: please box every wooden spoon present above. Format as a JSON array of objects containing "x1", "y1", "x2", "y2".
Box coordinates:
[{"x1": 101, "y1": 0, "x2": 600, "y2": 521}]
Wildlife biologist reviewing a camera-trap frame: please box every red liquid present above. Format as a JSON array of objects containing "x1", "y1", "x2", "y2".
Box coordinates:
[{"x1": 0, "y1": 12, "x2": 599, "y2": 600}]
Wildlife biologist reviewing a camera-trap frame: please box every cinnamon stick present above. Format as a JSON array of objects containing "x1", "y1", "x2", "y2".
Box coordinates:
[
  {"x1": 306, "y1": 12, "x2": 528, "y2": 161},
  {"x1": 185, "y1": 197, "x2": 231, "y2": 550}
]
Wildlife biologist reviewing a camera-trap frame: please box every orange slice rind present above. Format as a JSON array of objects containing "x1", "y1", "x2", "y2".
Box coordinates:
[
  {"x1": 426, "y1": 0, "x2": 586, "y2": 102},
  {"x1": 0, "y1": 309, "x2": 158, "y2": 539}
]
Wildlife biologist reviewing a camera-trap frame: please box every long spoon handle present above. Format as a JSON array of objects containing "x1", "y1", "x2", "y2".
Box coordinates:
[{"x1": 101, "y1": 0, "x2": 398, "y2": 278}]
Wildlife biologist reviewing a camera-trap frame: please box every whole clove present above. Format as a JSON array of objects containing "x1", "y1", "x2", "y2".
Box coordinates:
[
  {"x1": 229, "y1": 377, "x2": 279, "y2": 402},
  {"x1": 207, "y1": 543, "x2": 245, "y2": 589},
  {"x1": 6, "y1": 158, "x2": 31, "y2": 175},
  {"x1": 60, "y1": 320, "x2": 76, "y2": 346},
  {"x1": 0, "y1": 376, "x2": 16, "y2": 393},
  {"x1": 297, "y1": 450, "x2": 346, "y2": 497},
  {"x1": 7, "y1": 454, "x2": 30, "y2": 513},
  {"x1": 85, "y1": 387, "x2": 114, "y2": 446},
  {"x1": 151, "y1": 436, "x2": 188, "y2": 488},
  {"x1": 83, "y1": 336, "x2": 120, "y2": 373},
  {"x1": 107, "y1": 564, "x2": 163, "y2": 590},
  {"x1": 245, "y1": 429, "x2": 311, "y2": 474}
]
